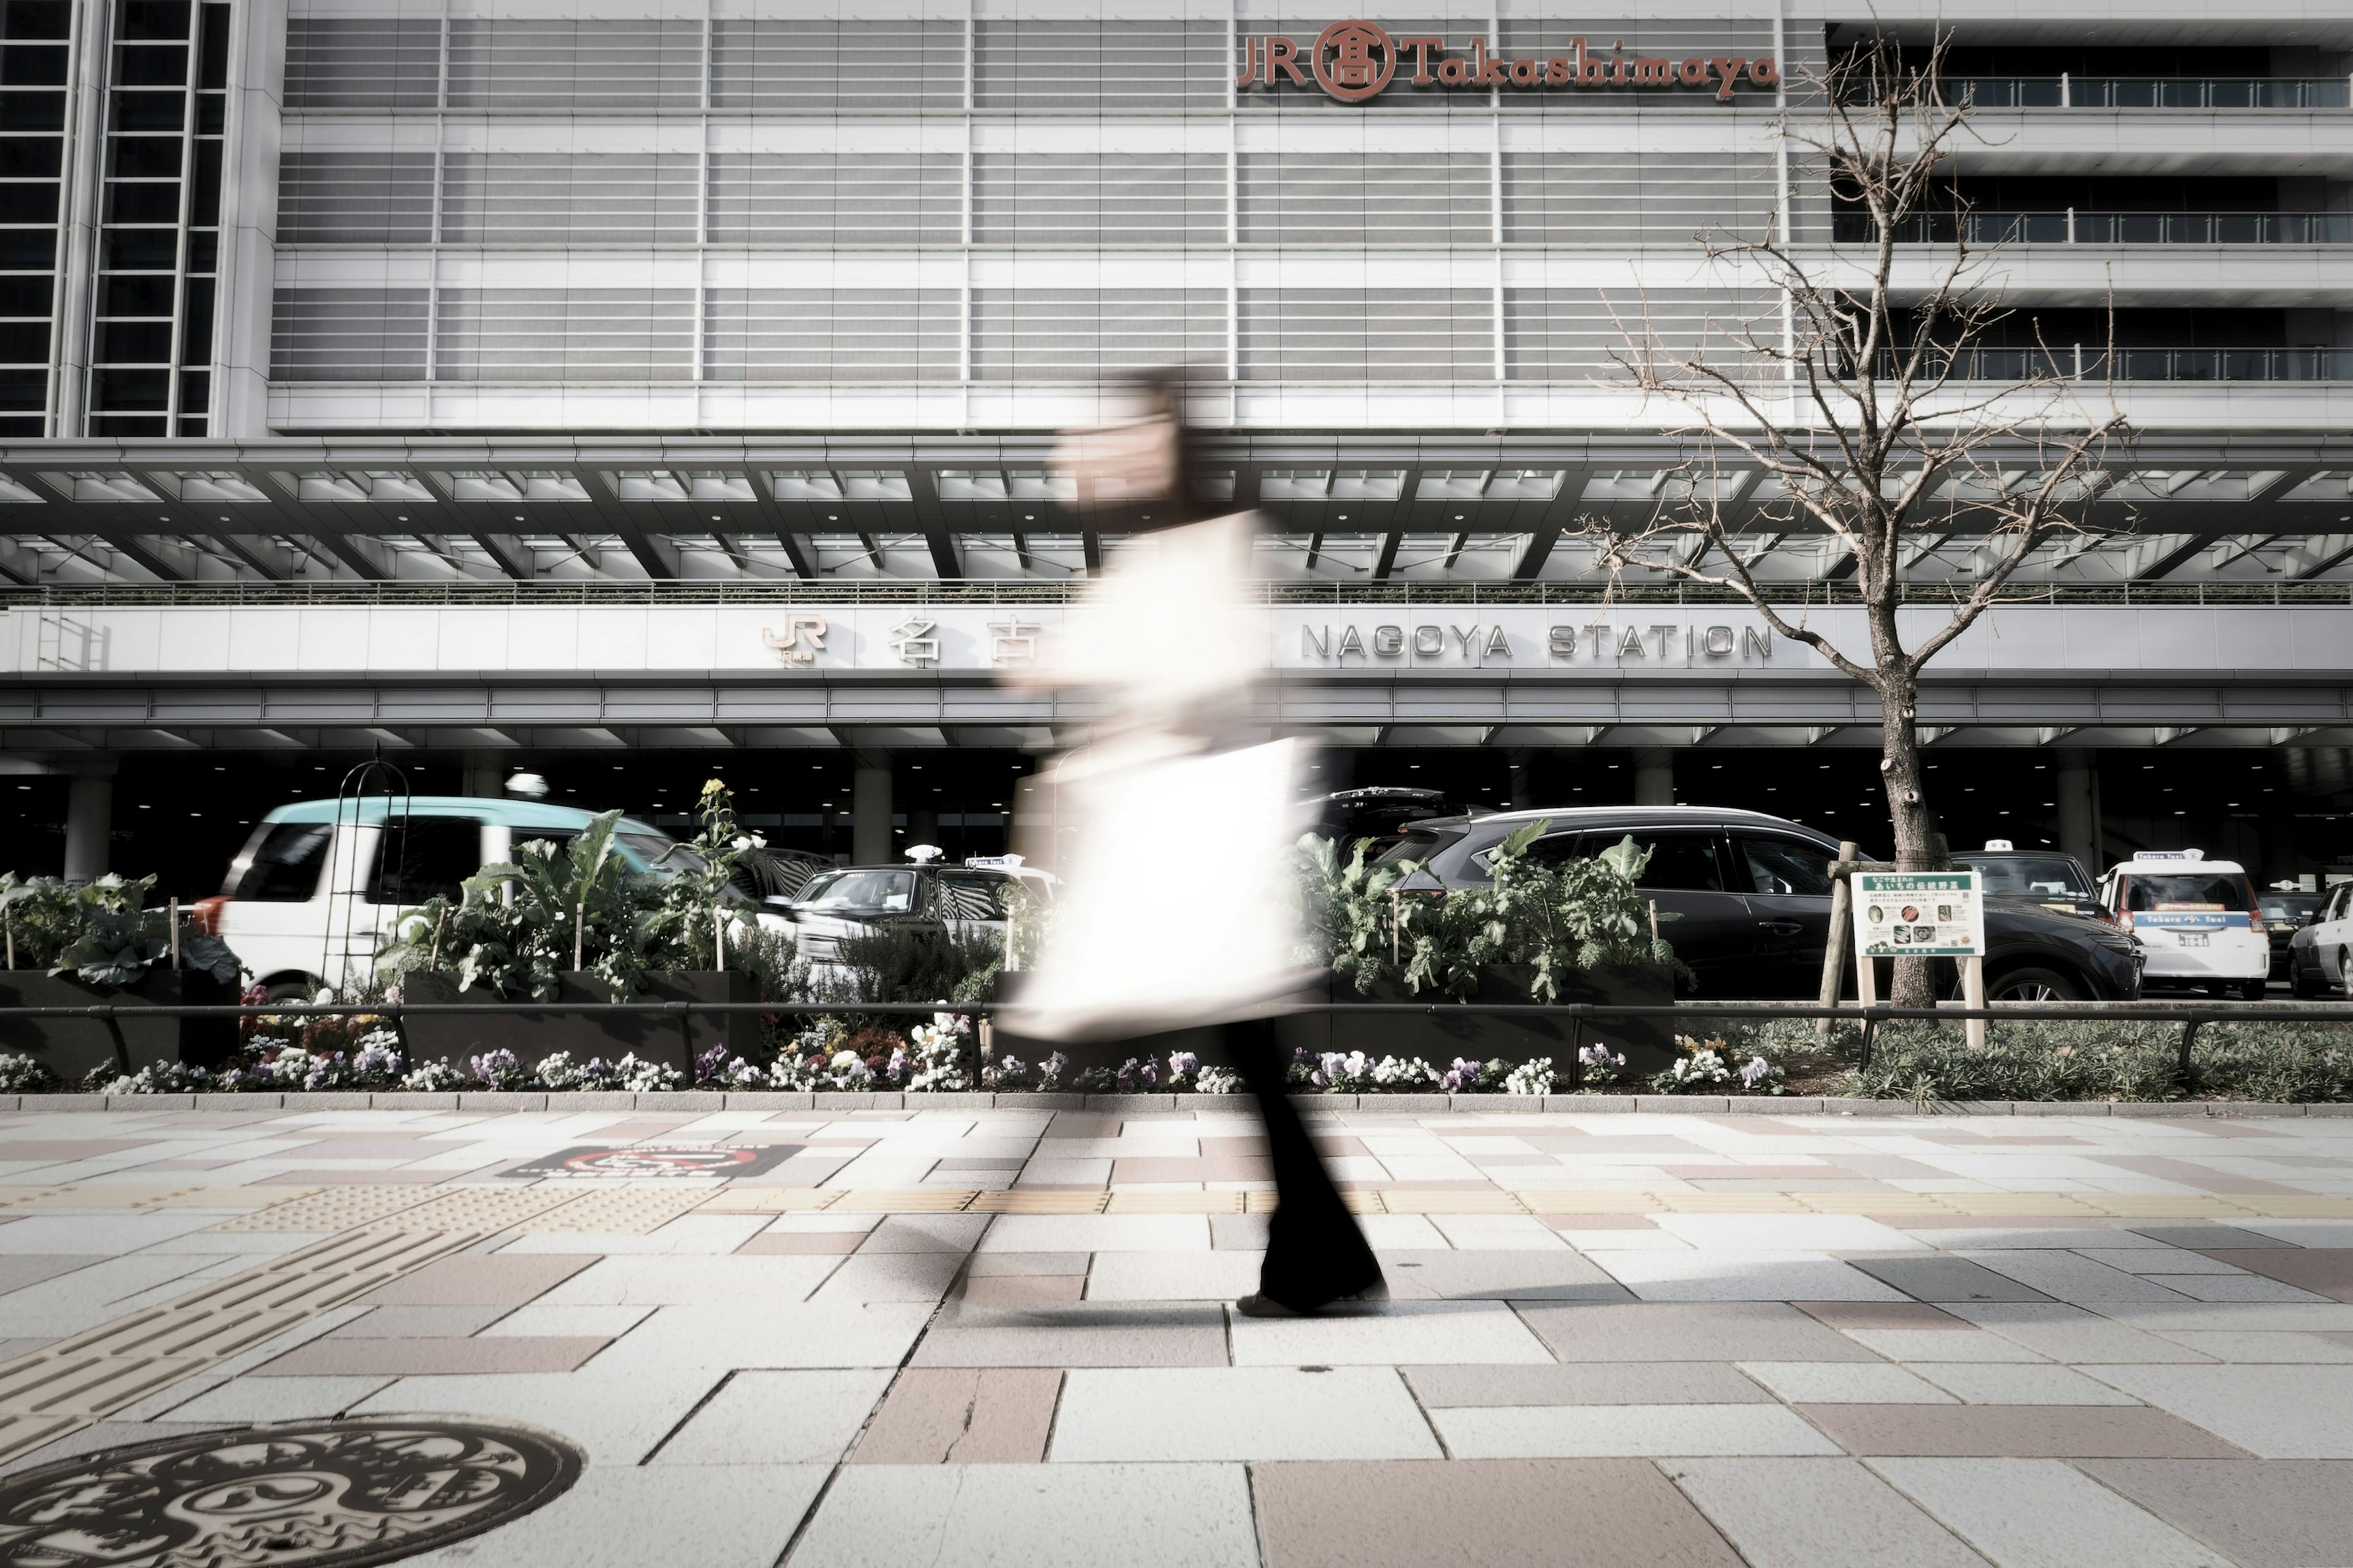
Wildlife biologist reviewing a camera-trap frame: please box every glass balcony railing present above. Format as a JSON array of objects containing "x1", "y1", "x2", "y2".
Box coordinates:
[
  {"x1": 1873, "y1": 346, "x2": 2353, "y2": 382},
  {"x1": 1834, "y1": 211, "x2": 2353, "y2": 245},
  {"x1": 1938, "y1": 76, "x2": 2351, "y2": 109}
]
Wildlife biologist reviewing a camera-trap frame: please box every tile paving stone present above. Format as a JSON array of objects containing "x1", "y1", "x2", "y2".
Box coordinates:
[
  {"x1": 858, "y1": 1214, "x2": 993, "y2": 1252},
  {"x1": 327, "y1": 1304, "x2": 512, "y2": 1338},
  {"x1": 1738, "y1": 1361, "x2": 1957, "y2": 1404},
  {"x1": 479, "y1": 1303, "x2": 654, "y2": 1338},
  {"x1": 808, "y1": 1251, "x2": 964, "y2": 1305},
  {"x1": 1871, "y1": 1457, "x2": 2235, "y2": 1568},
  {"x1": 1910, "y1": 1227, "x2": 2172, "y2": 1251},
  {"x1": 792, "y1": 1463, "x2": 1258, "y2": 1568},
  {"x1": 1949, "y1": 1303, "x2": 2221, "y2": 1363},
  {"x1": 358, "y1": 1252, "x2": 596, "y2": 1306},
  {"x1": 1800, "y1": 1403, "x2": 2246, "y2": 1458},
  {"x1": 352, "y1": 1369, "x2": 719, "y2": 1465},
  {"x1": 1846, "y1": 1256, "x2": 2059, "y2": 1303},
  {"x1": 964, "y1": 1251, "x2": 1092, "y2": 1276},
  {"x1": 976, "y1": 1213, "x2": 1211, "y2": 1252},
  {"x1": 1252, "y1": 1458, "x2": 1748, "y2": 1568},
  {"x1": 964, "y1": 1274, "x2": 1085, "y2": 1304},
  {"x1": 0, "y1": 1255, "x2": 96, "y2": 1292},
  {"x1": 163, "y1": 1375, "x2": 399, "y2": 1422},
  {"x1": 2080, "y1": 1364, "x2": 2353, "y2": 1457},
  {"x1": 1433, "y1": 1403, "x2": 1843, "y2": 1458},
  {"x1": 2193, "y1": 1248, "x2": 2353, "y2": 1301},
  {"x1": 2137, "y1": 1273, "x2": 2336, "y2": 1303},
  {"x1": 1427, "y1": 1214, "x2": 1572, "y2": 1250},
  {"x1": 2150, "y1": 1330, "x2": 2353, "y2": 1362},
  {"x1": 400, "y1": 1463, "x2": 827, "y2": 1568},
  {"x1": 1404, "y1": 1362, "x2": 1774, "y2": 1406},
  {"x1": 252, "y1": 1336, "x2": 611, "y2": 1376},
  {"x1": 1651, "y1": 1214, "x2": 1933, "y2": 1252},
  {"x1": 1230, "y1": 1299, "x2": 1556, "y2": 1366},
  {"x1": 910, "y1": 1301, "x2": 1230, "y2": 1368},
  {"x1": 1521, "y1": 1301, "x2": 1889, "y2": 1362},
  {"x1": 0, "y1": 1421, "x2": 226, "y2": 1479},
  {"x1": 583, "y1": 1303, "x2": 935, "y2": 1374},
  {"x1": 1908, "y1": 1362, "x2": 2144, "y2": 1405},
  {"x1": 1958, "y1": 1250, "x2": 2197, "y2": 1305},
  {"x1": 849, "y1": 1368, "x2": 1063, "y2": 1463},
  {"x1": 652, "y1": 1369, "x2": 895, "y2": 1464},
  {"x1": 0, "y1": 1213, "x2": 223, "y2": 1253},
  {"x1": 2078, "y1": 1248, "x2": 2251, "y2": 1275},
  {"x1": 1665, "y1": 1458, "x2": 1989, "y2": 1568},
  {"x1": 535, "y1": 1254, "x2": 844, "y2": 1306},
  {"x1": 1050, "y1": 1367, "x2": 1442, "y2": 1460},
  {"x1": 1375, "y1": 1249, "x2": 1630, "y2": 1302},
  {"x1": 1794, "y1": 1301, "x2": 1971, "y2": 1331},
  {"x1": 739, "y1": 1231, "x2": 867, "y2": 1255},
  {"x1": 2077, "y1": 1460, "x2": 2353, "y2": 1568},
  {"x1": 1591, "y1": 1249, "x2": 1912, "y2": 1302},
  {"x1": 1083, "y1": 1249, "x2": 1264, "y2": 1301}
]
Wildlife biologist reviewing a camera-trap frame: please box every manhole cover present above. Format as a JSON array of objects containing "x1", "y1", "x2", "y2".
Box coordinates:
[
  {"x1": 0, "y1": 1418, "x2": 580, "y2": 1567},
  {"x1": 506, "y1": 1143, "x2": 797, "y2": 1180}
]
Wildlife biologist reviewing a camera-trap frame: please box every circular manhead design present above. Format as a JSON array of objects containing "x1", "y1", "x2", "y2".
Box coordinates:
[
  {"x1": 0, "y1": 1418, "x2": 582, "y2": 1568},
  {"x1": 1312, "y1": 20, "x2": 1396, "y2": 102}
]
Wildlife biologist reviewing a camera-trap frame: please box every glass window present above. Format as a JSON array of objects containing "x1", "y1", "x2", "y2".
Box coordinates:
[
  {"x1": 228, "y1": 822, "x2": 330, "y2": 901},
  {"x1": 1373, "y1": 831, "x2": 1443, "y2": 866},
  {"x1": 368, "y1": 816, "x2": 480, "y2": 905},
  {"x1": 1740, "y1": 835, "x2": 1836, "y2": 896},
  {"x1": 937, "y1": 871, "x2": 1006, "y2": 921},
  {"x1": 1623, "y1": 831, "x2": 1728, "y2": 893},
  {"x1": 1960, "y1": 855, "x2": 2093, "y2": 901},
  {"x1": 796, "y1": 869, "x2": 919, "y2": 915},
  {"x1": 2123, "y1": 873, "x2": 2255, "y2": 912}
]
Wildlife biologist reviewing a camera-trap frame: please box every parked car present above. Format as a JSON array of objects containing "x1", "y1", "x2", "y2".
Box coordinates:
[
  {"x1": 1308, "y1": 787, "x2": 1461, "y2": 855},
  {"x1": 1382, "y1": 806, "x2": 2145, "y2": 1002},
  {"x1": 192, "y1": 797, "x2": 722, "y2": 998},
  {"x1": 2096, "y1": 850, "x2": 2268, "y2": 1001},
  {"x1": 771, "y1": 853, "x2": 1053, "y2": 966},
  {"x1": 1950, "y1": 843, "x2": 2106, "y2": 923},
  {"x1": 2258, "y1": 889, "x2": 2325, "y2": 982},
  {"x1": 2287, "y1": 881, "x2": 2353, "y2": 997}
]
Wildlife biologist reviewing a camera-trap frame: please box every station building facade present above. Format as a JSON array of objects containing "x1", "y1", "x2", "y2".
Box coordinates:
[{"x1": 0, "y1": 0, "x2": 2349, "y2": 890}]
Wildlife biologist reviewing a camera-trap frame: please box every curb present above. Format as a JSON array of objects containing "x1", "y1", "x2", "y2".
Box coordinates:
[{"x1": 7, "y1": 1091, "x2": 2348, "y2": 1116}]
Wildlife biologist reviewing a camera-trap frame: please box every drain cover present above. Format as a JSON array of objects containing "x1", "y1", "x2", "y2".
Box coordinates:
[{"x1": 0, "y1": 1418, "x2": 580, "y2": 1567}]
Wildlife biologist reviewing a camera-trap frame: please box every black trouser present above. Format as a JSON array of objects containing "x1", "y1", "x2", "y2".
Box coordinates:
[{"x1": 1221, "y1": 1016, "x2": 1382, "y2": 1311}]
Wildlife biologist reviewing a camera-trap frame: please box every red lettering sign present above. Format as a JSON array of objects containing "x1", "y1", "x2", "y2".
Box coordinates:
[{"x1": 1238, "y1": 20, "x2": 1775, "y2": 104}]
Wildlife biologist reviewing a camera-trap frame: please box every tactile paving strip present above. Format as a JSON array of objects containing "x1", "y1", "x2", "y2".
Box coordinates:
[
  {"x1": 0, "y1": 1227, "x2": 477, "y2": 1466},
  {"x1": 970, "y1": 1190, "x2": 1106, "y2": 1214},
  {"x1": 695, "y1": 1187, "x2": 842, "y2": 1213},
  {"x1": 391, "y1": 1187, "x2": 580, "y2": 1232},
  {"x1": 212, "y1": 1185, "x2": 450, "y2": 1232}
]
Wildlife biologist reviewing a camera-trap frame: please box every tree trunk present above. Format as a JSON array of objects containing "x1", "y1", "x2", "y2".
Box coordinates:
[{"x1": 1875, "y1": 664, "x2": 1943, "y2": 1006}]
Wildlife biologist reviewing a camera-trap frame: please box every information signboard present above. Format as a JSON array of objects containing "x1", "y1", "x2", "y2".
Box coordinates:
[{"x1": 1854, "y1": 870, "x2": 1985, "y2": 959}]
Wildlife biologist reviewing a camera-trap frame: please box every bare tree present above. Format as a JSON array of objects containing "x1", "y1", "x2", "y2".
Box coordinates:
[{"x1": 1588, "y1": 29, "x2": 2129, "y2": 1005}]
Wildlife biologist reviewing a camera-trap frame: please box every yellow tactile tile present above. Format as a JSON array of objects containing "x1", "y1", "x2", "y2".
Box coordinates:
[
  {"x1": 828, "y1": 1188, "x2": 978, "y2": 1213},
  {"x1": 212, "y1": 1185, "x2": 444, "y2": 1232},
  {"x1": 1792, "y1": 1193, "x2": 1957, "y2": 1214},
  {"x1": 1515, "y1": 1192, "x2": 1661, "y2": 1214},
  {"x1": 515, "y1": 1186, "x2": 714, "y2": 1233},
  {"x1": 1107, "y1": 1191, "x2": 1248, "y2": 1213},
  {"x1": 970, "y1": 1190, "x2": 1108, "y2": 1214},
  {"x1": 1652, "y1": 1192, "x2": 1811, "y2": 1213},
  {"x1": 2231, "y1": 1195, "x2": 2353, "y2": 1217},
  {"x1": 1936, "y1": 1195, "x2": 2104, "y2": 1216},
  {"x1": 2086, "y1": 1195, "x2": 2260, "y2": 1218},
  {"x1": 1375, "y1": 1191, "x2": 1530, "y2": 1214}
]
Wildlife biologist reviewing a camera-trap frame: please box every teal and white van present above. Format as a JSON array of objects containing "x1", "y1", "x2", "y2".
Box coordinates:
[
  {"x1": 2097, "y1": 850, "x2": 2269, "y2": 999},
  {"x1": 192, "y1": 797, "x2": 747, "y2": 998}
]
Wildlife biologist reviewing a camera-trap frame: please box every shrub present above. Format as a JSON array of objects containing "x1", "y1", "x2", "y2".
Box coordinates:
[
  {"x1": 0, "y1": 1053, "x2": 54, "y2": 1093},
  {"x1": 1845, "y1": 1017, "x2": 2353, "y2": 1103},
  {"x1": 0, "y1": 872, "x2": 240, "y2": 987}
]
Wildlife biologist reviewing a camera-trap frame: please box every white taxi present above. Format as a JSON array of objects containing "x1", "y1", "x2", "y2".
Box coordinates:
[{"x1": 2096, "y1": 850, "x2": 2269, "y2": 1000}]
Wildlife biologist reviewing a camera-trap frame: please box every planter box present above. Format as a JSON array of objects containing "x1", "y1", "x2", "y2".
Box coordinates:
[
  {"x1": 1303, "y1": 966, "x2": 1680, "y2": 1078},
  {"x1": 399, "y1": 971, "x2": 760, "y2": 1074},
  {"x1": 0, "y1": 970, "x2": 240, "y2": 1082}
]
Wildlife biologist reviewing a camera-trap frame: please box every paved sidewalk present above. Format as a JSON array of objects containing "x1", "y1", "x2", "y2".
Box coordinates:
[{"x1": 0, "y1": 1102, "x2": 2349, "y2": 1566}]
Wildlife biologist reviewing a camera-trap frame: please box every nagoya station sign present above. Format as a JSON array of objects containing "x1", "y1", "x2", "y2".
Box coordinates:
[{"x1": 1237, "y1": 20, "x2": 1781, "y2": 103}]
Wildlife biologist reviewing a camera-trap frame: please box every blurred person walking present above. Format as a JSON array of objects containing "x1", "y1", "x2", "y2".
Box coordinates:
[{"x1": 1004, "y1": 377, "x2": 1383, "y2": 1317}]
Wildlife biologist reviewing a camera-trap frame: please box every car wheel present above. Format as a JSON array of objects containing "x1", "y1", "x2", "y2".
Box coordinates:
[
  {"x1": 2239, "y1": 980, "x2": 2267, "y2": 1002},
  {"x1": 2292, "y1": 964, "x2": 2319, "y2": 999},
  {"x1": 260, "y1": 978, "x2": 319, "y2": 1004},
  {"x1": 1986, "y1": 966, "x2": 2085, "y2": 1004},
  {"x1": 2342, "y1": 949, "x2": 2352, "y2": 999}
]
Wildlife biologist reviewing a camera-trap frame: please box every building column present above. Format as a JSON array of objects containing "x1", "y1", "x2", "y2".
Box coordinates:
[
  {"x1": 462, "y1": 750, "x2": 503, "y2": 798},
  {"x1": 1508, "y1": 748, "x2": 1534, "y2": 810},
  {"x1": 63, "y1": 773, "x2": 112, "y2": 882},
  {"x1": 2056, "y1": 749, "x2": 2102, "y2": 873},
  {"x1": 1634, "y1": 749, "x2": 1674, "y2": 806},
  {"x1": 852, "y1": 750, "x2": 893, "y2": 864}
]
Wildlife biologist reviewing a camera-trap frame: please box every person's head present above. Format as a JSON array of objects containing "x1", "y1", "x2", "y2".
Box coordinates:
[{"x1": 1053, "y1": 371, "x2": 1215, "y2": 532}]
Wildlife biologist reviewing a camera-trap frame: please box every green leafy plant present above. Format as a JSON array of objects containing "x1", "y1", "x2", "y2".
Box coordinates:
[
  {"x1": 0, "y1": 872, "x2": 239, "y2": 987},
  {"x1": 1297, "y1": 824, "x2": 1688, "y2": 1002}
]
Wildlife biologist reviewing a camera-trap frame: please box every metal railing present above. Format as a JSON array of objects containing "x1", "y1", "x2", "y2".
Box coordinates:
[
  {"x1": 7, "y1": 996, "x2": 2350, "y2": 1093},
  {"x1": 1940, "y1": 76, "x2": 2352, "y2": 110},
  {"x1": 1835, "y1": 210, "x2": 2353, "y2": 246},
  {"x1": 1873, "y1": 345, "x2": 2353, "y2": 383}
]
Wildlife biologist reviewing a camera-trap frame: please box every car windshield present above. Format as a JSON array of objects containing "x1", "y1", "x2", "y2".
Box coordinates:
[
  {"x1": 797, "y1": 869, "x2": 919, "y2": 914},
  {"x1": 1964, "y1": 857, "x2": 2093, "y2": 900},
  {"x1": 2124, "y1": 873, "x2": 2254, "y2": 912}
]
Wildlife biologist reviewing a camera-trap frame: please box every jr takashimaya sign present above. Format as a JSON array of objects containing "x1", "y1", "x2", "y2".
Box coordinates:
[{"x1": 1236, "y1": 20, "x2": 1781, "y2": 103}]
